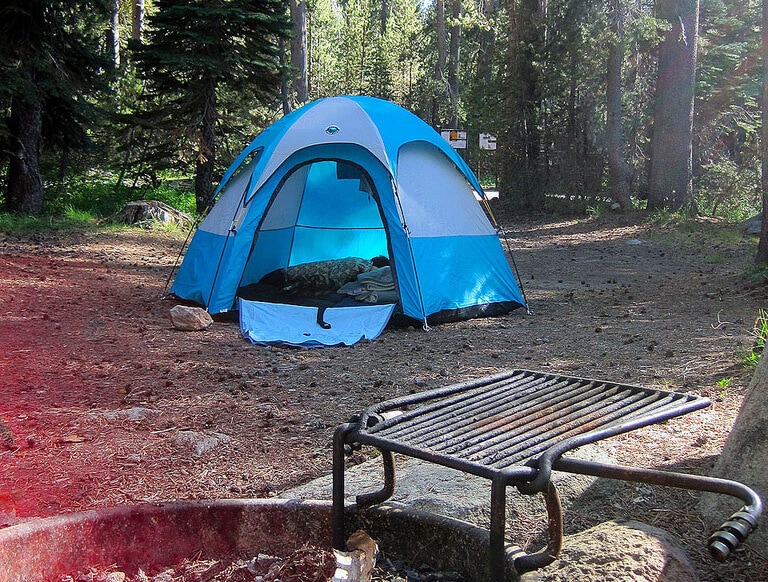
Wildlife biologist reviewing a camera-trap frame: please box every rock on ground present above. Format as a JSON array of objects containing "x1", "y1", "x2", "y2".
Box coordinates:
[
  {"x1": 281, "y1": 444, "x2": 613, "y2": 529},
  {"x1": 738, "y1": 213, "x2": 762, "y2": 235},
  {"x1": 283, "y1": 447, "x2": 700, "y2": 582},
  {"x1": 169, "y1": 305, "x2": 213, "y2": 331},
  {"x1": 173, "y1": 430, "x2": 231, "y2": 456},
  {"x1": 537, "y1": 520, "x2": 698, "y2": 582}
]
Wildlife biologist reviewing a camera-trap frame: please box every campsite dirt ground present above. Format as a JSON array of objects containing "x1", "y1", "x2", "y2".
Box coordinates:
[{"x1": 0, "y1": 212, "x2": 766, "y2": 581}]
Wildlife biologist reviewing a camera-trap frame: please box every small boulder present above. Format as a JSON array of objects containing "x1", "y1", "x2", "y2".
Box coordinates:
[
  {"x1": 539, "y1": 519, "x2": 698, "y2": 582},
  {"x1": 169, "y1": 305, "x2": 213, "y2": 331},
  {"x1": 173, "y1": 430, "x2": 231, "y2": 456},
  {"x1": 738, "y1": 213, "x2": 762, "y2": 235}
]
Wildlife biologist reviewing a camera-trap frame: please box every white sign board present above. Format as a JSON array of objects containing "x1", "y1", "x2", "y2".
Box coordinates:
[
  {"x1": 479, "y1": 133, "x2": 497, "y2": 150},
  {"x1": 440, "y1": 129, "x2": 467, "y2": 149}
]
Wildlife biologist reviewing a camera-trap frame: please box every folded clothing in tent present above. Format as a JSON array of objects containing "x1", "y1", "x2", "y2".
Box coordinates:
[
  {"x1": 337, "y1": 266, "x2": 398, "y2": 304},
  {"x1": 238, "y1": 298, "x2": 396, "y2": 348}
]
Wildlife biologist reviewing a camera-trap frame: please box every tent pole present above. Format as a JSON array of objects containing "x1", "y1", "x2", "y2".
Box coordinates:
[
  {"x1": 497, "y1": 223, "x2": 531, "y2": 315},
  {"x1": 161, "y1": 197, "x2": 218, "y2": 298},
  {"x1": 478, "y1": 196, "x2": 531, "y2": 315},
  {"x1": 204, "y1": 187, "x2": 252, "y2": 310},
  {"x1": 391, "y1": 179, "x2": 431, "y2": 331}
]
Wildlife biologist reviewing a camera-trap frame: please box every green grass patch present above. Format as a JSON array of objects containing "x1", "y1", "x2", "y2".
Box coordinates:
[
  {"x1": 1, "y1": 175, "x2": 197, "y2": 236},
  {"x1": 744, "y1": 262, "x2": 768, "y2": 286},
  {"x1": 741, "y1": 308, "x2": 768, "y2": 368},
  {"x1": 645, "y1": 210, "x2": 745, "y2": 247},
  {"x1": 45, "y1": 175, "x2": 196, "y2": 219},
  {"x1": 0, "y1": 211, "x2": 98, "y2": 236}
]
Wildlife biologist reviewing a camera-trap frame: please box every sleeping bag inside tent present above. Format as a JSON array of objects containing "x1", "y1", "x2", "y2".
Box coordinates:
[{"x1": 169, "y1": 95, "x2": 525, "y2": 345}]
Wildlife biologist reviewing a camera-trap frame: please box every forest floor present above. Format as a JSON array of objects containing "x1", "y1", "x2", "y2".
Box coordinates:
[{"x1": 0, "y1": 211, "x2": 766, "y2": 581}]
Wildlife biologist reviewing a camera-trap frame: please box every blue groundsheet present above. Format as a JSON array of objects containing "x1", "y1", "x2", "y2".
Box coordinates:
[{"x1": 238, "y1": 298, "x2": 396, "y2": 348}]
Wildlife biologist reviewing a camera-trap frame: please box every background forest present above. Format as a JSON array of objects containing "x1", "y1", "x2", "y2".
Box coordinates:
[{"x1": 0, "y1": 0, "x2": 764, "y2": 224}]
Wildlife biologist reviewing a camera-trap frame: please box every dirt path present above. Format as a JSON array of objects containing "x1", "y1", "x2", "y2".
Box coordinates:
[{"x1": 0, "y1": 214, "x2": 765, "y2": 580}]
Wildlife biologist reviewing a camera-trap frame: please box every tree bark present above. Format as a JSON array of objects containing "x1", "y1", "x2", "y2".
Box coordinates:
[
  {"x1": 477, "y1": 0, "x2": 498, "y2": 84},
  {"x1": 432, "y1": 0, "x2": 448, "y2": 127},
  {"x1": 6, "y1": 75, "x2": 44, "y2": 215},
  {"x1": 606, "y1": 0, "x2": 632, "y2": 210},
  {"x1": 447, "y1": 0, "x2": 462, "y2": 128},
  {"x1": 280, "y1": 37, "x2": 291, "y2": 115},
  {"x1": 109, "y1": 0, "x2": 120, "y2": 69},
  {"x1": 195, "y1": 81, "x2": 218, "y2": 213},
  {"x1": 132, "y1": 0, "x2": 144, "y2": 41},
  {"x1": 380, "y1": 0, "x2": 390, "y2": 33},
  {"x1": 647, "y1": 0, "x2": 699, "y2": 212},
  {"x1": 290, "y1": 0, "x2": 308, "y2": 106},
  {"x1": 756, "y1": 0, "x2": 768, "y2": 263}
]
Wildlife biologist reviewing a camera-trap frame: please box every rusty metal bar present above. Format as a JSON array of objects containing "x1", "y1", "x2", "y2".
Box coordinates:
[{"x1": 552, "y1": 457, "x2": 763, "y2": 561}]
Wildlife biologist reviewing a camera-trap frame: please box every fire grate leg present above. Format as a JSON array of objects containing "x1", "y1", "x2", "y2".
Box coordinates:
[
  {"x1": 356, "y1": 448, "x2": 395, "y2": 509},
  {"x1": 332, "y1": 422, "x2": 356, "y2": 549},
  {"x1": 489, "y1": 474, "x2": 508, "y2": 582}
]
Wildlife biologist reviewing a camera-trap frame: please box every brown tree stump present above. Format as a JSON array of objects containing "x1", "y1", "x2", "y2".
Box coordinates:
[{"x1": 114, "y1": 200, "x2": 193, "y2": 228}]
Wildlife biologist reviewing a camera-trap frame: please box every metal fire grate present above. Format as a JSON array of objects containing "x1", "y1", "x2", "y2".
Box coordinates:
[
  {"x1": 332, "y1": 369, "x2": 763, "y2": 581},
  {"x1": 351, "y1": 369, "x2": 706, "y2": 473}
]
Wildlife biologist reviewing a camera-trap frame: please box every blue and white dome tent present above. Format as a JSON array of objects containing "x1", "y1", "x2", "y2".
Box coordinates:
[{"x1": 168, "y1": 96, "x2": 526, "y2": 344}]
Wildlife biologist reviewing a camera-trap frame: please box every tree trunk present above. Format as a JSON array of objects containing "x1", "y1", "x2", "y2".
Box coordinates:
[
  {"x1": 606, "y1": 0, "x2": 632, "y2": 210},
  {"x1": 647, "y1": 0, "x2": 699, "y2": 212},
  {"x1": 290, "y1": 0, "x2": 308, "y2": 106},
  {"x1": 699, "y1": 349, "x2": 768, "y2": 553},
  {"x1": 499, "y1": 0, "x2": 544, "y2": 210},
  {"x1": 6, "y1": 77, "x2": 44, "y2": 215},
  {"x1": 109, "y1": 0, "x2": 120, "y2": 69},
  {"x1": 280, "y1": 37, "x2": 291, "y2": 115},
  {"x1": 756, "y1": 0, "x2": 768, "y2": 264},
  {"x1": 132, "y1": 0, "x2": 144, "y2": 41},
  {"x1": 195, "y1": 82, "x2": 218, "y2": 213},
  {"x1": 380, "y1": 0, "x2": 390, "y2": 33},
  {"x1": 447, "y1": 0, "x2": 462, "y2": 128},
  {"x1": 477, "y1": 0, "x2": 499, "y2": 84},
  {"x1": 432, "y1": 0, "x2": 448, "y2": 127}
]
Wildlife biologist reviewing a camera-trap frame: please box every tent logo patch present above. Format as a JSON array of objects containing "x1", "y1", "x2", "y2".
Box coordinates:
[{"x1": 325, "y1": 125, "x2": 341, "y2": 136}]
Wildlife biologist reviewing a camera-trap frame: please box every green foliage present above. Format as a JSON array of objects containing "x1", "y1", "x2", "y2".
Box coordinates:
[
  {"x1": 130, "y1": 0, "x2": 290, "y2": 209},
  {"x1": 43, "y1": 175, "x2": 195, "y2": 218},
  {"x1": 744, "y1": 263, "x2": 768, "y2": 286},
  {"x1": 694, "y1": 0, "x2": 761, "y2": 220},
  {"x1": 133, "y1": 0, "x2": 290, "y2": 105},
  {"x1": 742, "y1": 309, "x2": 768, "y2": 369},
  {"x1": 307, "y1": 0, "x2": 425, "y2": 103},
  {"x1": 1, "y1": 0, "x2": 764, "y2": 223},
  {"x1": 716, "y1": 376, "x2": 732, "y2": 400},
  {"x1": 0, "y1": 211, "x2": 97, "y2": 236},
  {"x1": 0, "y1": 0, "x2": 113, "y2": 213},
  {"x1": 716, "y1": 377, "x2": 732, "y2": 388}
]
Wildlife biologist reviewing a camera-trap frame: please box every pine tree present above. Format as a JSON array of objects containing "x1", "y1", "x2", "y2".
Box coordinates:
[
  {"x1": 0, "y1": 0, "x2": 110, "y2": 214},
  {"x1": 132, "y1": 0, "x2": 290, "y2": 212}
]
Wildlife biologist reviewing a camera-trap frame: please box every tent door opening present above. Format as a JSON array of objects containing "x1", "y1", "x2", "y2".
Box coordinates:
[{"x1": 235, "y1": 159, "x2": 398, "y2": 311}]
